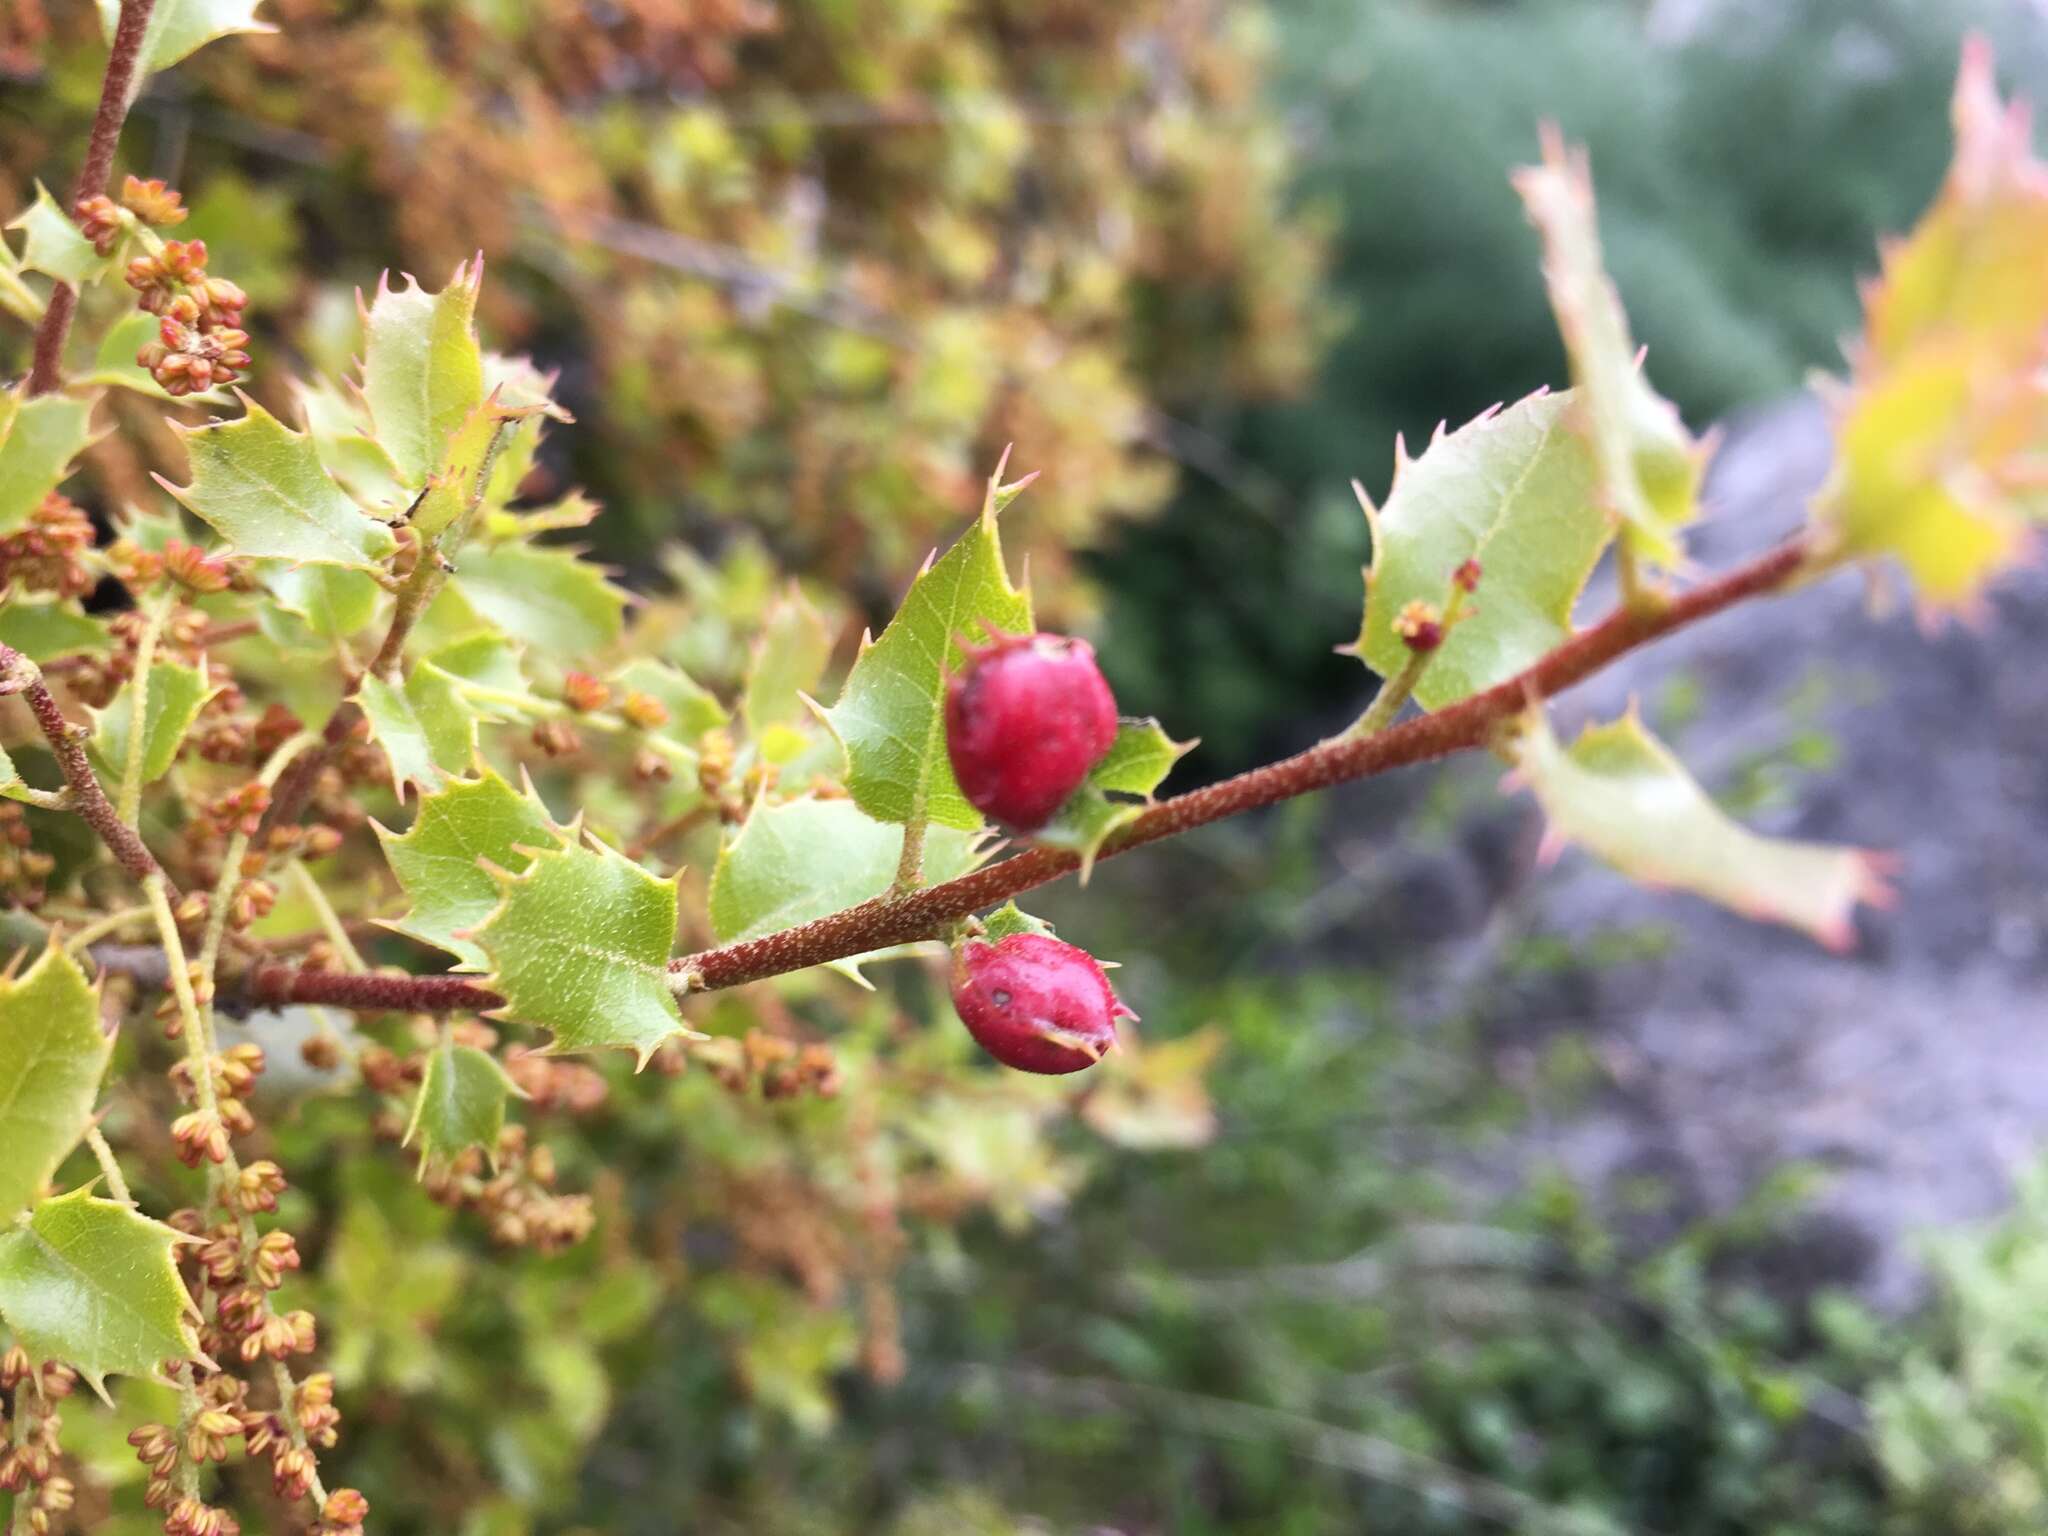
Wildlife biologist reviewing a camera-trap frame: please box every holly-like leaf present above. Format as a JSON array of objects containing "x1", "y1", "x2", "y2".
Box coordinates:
[
  {"x1": 0, "y1": 946, "x2": 110, "y2": 1221},
  {"x1": 709, "y1": 797, "x2": 983, "y2": 945},
  {"x1": 89, "y1": 658, "x2": 215, "y2": 796},
  {"x1": 0, "y1": 387, "x2": 97, "y2": 536},
  {"x1": 161, "y1": 398, "x2": 398, "y2": 568},
  {"x1": 406, "y1": 397, "x2": 536, "y2": 543},
  {"x1": 1032, "y1": 719, "x2": 1194, "y2": 879},
  {"x1": 1516, "y1": 129, "x2": 1705, "y2": 571},
  {"x1": 448, "y1": 543, "x2": 627, "y2": 657},
  {"x1": 1815, "y1": 41, "x2": 2048, "y2": 610},
  {"x1": 405, "y1": 1039, "x2": 518, "y2": 1169},
  {"x1": 359, "y1": 664, "x2": 477, "y2": 796},
  {"x1": 1508, "y1": 706, "x2": 1893, "y2": 952},
  {"x1": 260, "y1": 562, "x2": 382, "y2": 642},
  {"x1": 0, "y1": 1188, "x2": 197, "y2": 1394},
  {"x1": 472, "y1": 835, "x2": 688, "y2": 1060},
  {"x1": 96, "y1": 0, "x2": 274, "y2": 74},
  {"x1": 293, "y1": 377, "x2": 407, "y2": 512},
  {"x1": 1356, "y1": 390, "x2": 1608, "y2": 710},
  {"x1": 376, "y1": 769, "x2": 562, "y2": 970},
  {"x1": 5, "y1": 184, "x2": 107, "y2": 286},
  {"x1": 0, "y1": 596, "x2": 106, "y2": 660},
  {"x1": 359, "y1": 263, "x2": 486, "y2": 489},
  {"x1": 824, "y1": 477, "x2": 1033, "y2": 830},
  {"x1": 611, "y1": 658, "x2": 728, "y2": 745}
]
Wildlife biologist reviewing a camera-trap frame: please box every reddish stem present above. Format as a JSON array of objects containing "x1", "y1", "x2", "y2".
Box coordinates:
[
  {"x1": 673, "y1": 536, "x2": 1818, "y2": 991},
  {"x1": 241, "y1": 964, "x2": 504, "y2": 1015},
  {"x1": 0, "y1": 641, "x2": 166, "y2": 889},
  {"x1": 26, "y1": 0, "x2": 159, "y2": 397}
]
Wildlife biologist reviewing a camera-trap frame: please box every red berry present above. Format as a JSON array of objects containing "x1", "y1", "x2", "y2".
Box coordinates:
[
  {"x1": 946, "y1": 633, "x2": 1118, "y2": 831},
  {"x1": 950, "y1": 934, "x2": 1134, "y2": 1074}
]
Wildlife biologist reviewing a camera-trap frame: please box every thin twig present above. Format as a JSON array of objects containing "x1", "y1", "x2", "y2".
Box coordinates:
[
  {"x1": 26, "y1": 0, "x2": 160, "y2": 396},
  {"x1": 85, "y1": 1125, "x2": 132, "y2": 1202}
]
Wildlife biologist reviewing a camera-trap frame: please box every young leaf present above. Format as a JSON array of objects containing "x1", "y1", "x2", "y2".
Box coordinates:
[
  {"x1": 377, "y1": 769, "x2": 562, "y2": 970},
  {"x1": 5, "y1": 184, "x2": 108, "y2": 285},
  {"x1": 406, "y1": 1039, "x2": 518, "y2": 1169},
  {"x1": 824, "y1": 482, "x2": 1033, "y2": 830},
  {"x1": 471, "y1": 835, "x2": 688, "y2": 1061},
  {"x1": 161, "y1": 398, "x2": 398, "y2": 568},
  {"x1": 1356, "y1": 390, "x2": 1608, "y2": 710},
  {"x1": 709, "y1": 797, "x2": 983, "y2": 945},
  {"x1": 406, "y1": 397, "x2": 537, "y2": 542},
  {"x1": 0, "y1": 945, "x2": 110, "y2": 1221},
  {"x1": 1815, "y1": 42, "x2": 2048, "y2": 610},
  {"x1": 980, "y1": 902, "x2": 1056, "y2": 942},
  {"x1": 1515, "y1": 129, "x2": 1705, "y2": 571},
  {"x1": 292, "y1": 377, "x2": 408, "y2": 512},
  {"x1": 359, "y1": 263, "x2": 486, "y2": 488},
  {"x1": 1030, "y1": 719, "x2": 1194, "y2": 879},
  {"x1": 1508, "y1": 706, "x2": 1893, "y2": 952},
  {"x1": 89, "y1": 658, "x2": 215, "y2": 796},
  {"x1": 95, "y1": 0, "x2": 274, "y2": 74},
  {"x1": 0, "y1": 387, "x2": 98, "y2": 536},
  {"x1": 359, "y1": 664, "x2": 477, "y2": 796},
  {"x1": 448, "y1": 543, "x2": 627, "y2": 657},
  {"x1": 0, "y1": 596, "x2": 107, "y2": 660},
  {"x1": 0, "y1": 1188, "x2": 197, "y2": 1393}
]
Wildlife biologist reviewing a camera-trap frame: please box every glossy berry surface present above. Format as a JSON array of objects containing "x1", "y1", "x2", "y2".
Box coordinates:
[
  {"x1": 950, "y1": 934, "x2": 1134, "y2": 1075},
  {"x1": 946, "y1": 633, "x2": 1118, "y2": 831}
]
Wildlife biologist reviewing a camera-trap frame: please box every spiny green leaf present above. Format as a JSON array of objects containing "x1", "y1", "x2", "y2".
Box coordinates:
[
  {"x1": 1516, "y1": 130, "x2": 1704, "y2": 570},
  {"x1": 89, "y1": 658, "x2": 215, "y2": 797},
  {"x1": 709, "y1": 797, "x2": 982, "y2": 946},
  {"x1": 377, "y1": 769, "x2": 562, "y2": 970},
  {"x1": 1510, "y1": 706, "x2": 1893, "y2": 952},
  {"x1": 472, "y1": 836, "x2": 687, "y2": 1061},
  {"x1": 449, "y1": 543, "x2": 627, "y2": 656},
  {"x1": 96, "y1": 0, "x2": 273, "y2": 73},
  {"x1": 0, "y1": 596, "x2": 106, "y2": 660},
  {"x1": 5, "y1": 184, "x2": 107, "y2": 286},
  {"x1": 0, "y1": 387, "x2": 97, "y2": 536},
  {"x1": 612, "y1": 658, "x2": 727, "y2": 745},
  {"x1": 0, "y1": 239, "x2": 40, "y2": 325},
  {"x1": 0, "y1": 1188, "x2": 197, "y2": 1394},
  {"x1": 405, "y1": 1040, "x2": 518, "y2": 1170},
  {"x1": 1357, "y1": 390, "x2": 1608, "y2": 710},
  {"x1": 0, "y1": 946, "x2": 110, "y2": 1221},
  {"x1": 406, "y1": 398, "x2": 533, "y2": 542},
  {"x1": 359, "y1": 664, "x2": 477, "y2": 796},
  {"x1": 359, "y1": 262, "x2": 486, "y2": 489},
  {"x1": 161, "y1": 398, "x2": 398, "y2": 568},
  {"x1": 825, "y1": 482, "x2": 1032, "y2": 830},
  {"x1": 1088, "y1": 719, "x2": 1193, "y2": 798},
  {"x1": 743, "y1": 589, "x2": 832, "y2": 738},
  {"x1": 1030, "y1": 793, "x2": 1142, "y2": 885},
  {"x1": 980, "y1": 902, "x2": 1056, "y2": 942},
  {"x1": 260, "y1": 562, "x2": 382, "y2": 642}
]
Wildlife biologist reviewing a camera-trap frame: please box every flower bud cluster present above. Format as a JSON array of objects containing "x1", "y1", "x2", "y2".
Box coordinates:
[{"x1": 125, "y1": 238, "x2": 253, "y2": 395}]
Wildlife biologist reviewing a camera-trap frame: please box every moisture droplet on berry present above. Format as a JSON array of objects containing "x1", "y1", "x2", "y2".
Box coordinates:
[
  {"x1": 946, "y1": 632, "x2": 1118, "y2": 831},
  {"x1": 950, "y1": 933, "x2": 1135, "y2": 1075}
]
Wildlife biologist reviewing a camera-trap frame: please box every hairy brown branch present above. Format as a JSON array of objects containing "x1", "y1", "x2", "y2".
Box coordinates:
[
  {"x1": 240, "y1": 964, "x2": 504, "y2": 1015},
  {"x1": 26, "y1": 0, "x2": 158, "y2": 396},
  {"x1": 0, "y1": 641, "x2": 168, "y2": 889},
  {"x1": 671, "y1": 535, "x2": 1820, "y2": 992}
]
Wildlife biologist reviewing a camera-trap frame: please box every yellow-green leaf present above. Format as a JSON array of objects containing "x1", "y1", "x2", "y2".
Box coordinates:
[
  {"x1": 1516, "y1": 129, "x2": 1705, "y2": 571},
  {"x1": 359, "y1": 663, "x2": 478, "y2": 796},
  {"x1": 5, "y1": 184, "x2": 107, "y2": 286},
  {"x1": 89, "y1": 658, "x2": 216, "y2": 799},
  {"x1": 0, "y1": 595, "x2": 107, "y2": 661},
  {"x1": 96, "y1": 0, "x2": 273, "y2": 73},
  {"x1": 0, "y1": 1188, "x2": 198, "y2": 1394},
  {"x1": 377, "y1": 769, "x2": 563, "y2": 971},
  {"x1": 824, "y1": 471, "x2": 1033, "y2": 830},
  {"x1": 472, "y1": 836, "x2": 688, "y2": 1061},
  {"x1": 161, "y1": 398, "x2": 398, "y2": 568},
  {"x1": 0, "y1": 386, "x2": 97, "y2": 536},
  {"x1": 359, "y1": 262, "x2": 486, "y2": 489},
  {"x1": 0, "y1": 946, "x2": 109, "y2": 1221},
  {"x1": 1509, "y1": 706, "x2": 1893, "y2": 952},
  {"x1": 1357, "y1": 390, "x2": 1608, "y2": 709},
  {"x1": 448, "y1": 543, "x2": 627, "y2": 657},
  {"x1": 742, "y1": 588, "x2": 832, "y2": 738},
  {"x1": 405, "y1": 1039, "x2": 518, "y2": 1170},
  {"x1": 1030, "y1": 718, "x2": 1192, "y2": 880}
]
